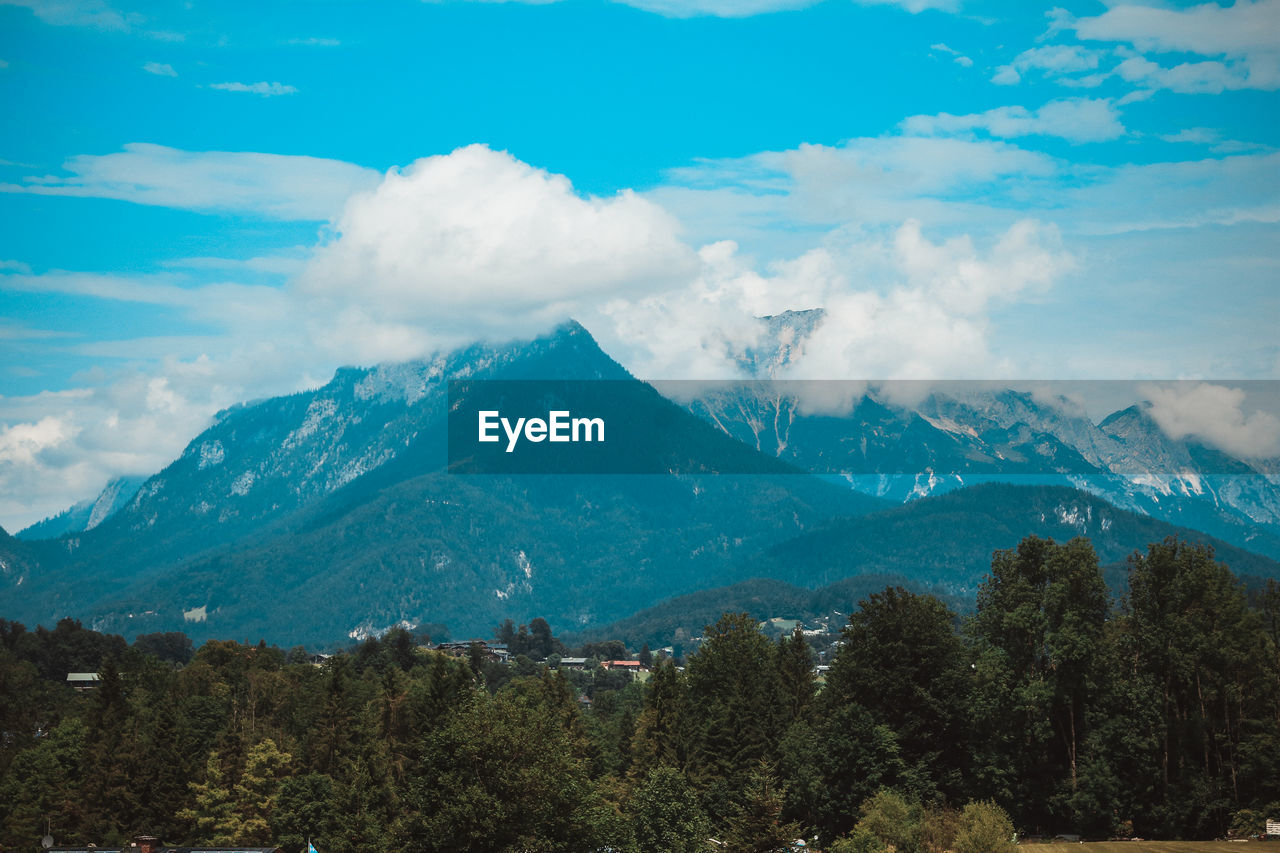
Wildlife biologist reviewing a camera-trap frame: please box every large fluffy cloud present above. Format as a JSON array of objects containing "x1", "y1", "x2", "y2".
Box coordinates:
[
  {"x1": 297, "y1": 144, "x2": 700, "y2": 339},
  {"x1": 1143, "y1": 382, "x2": 1280, "y2": 458},
  {"x1": 587, "y1": 218, "x2": 1074, "y2": 382}
]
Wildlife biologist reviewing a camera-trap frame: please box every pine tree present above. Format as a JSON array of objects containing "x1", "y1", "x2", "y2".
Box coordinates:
[
  {"x1": 721, "y1": 761, "x2": 803, "y2": 853},
  {"x1": 683, "y1": 613, "x2": 781, "y2": 828},
  {"x1": 775, "y1": 627, "x2": 815, "y2": 725},
  {"x1": 630, "y1": 656, "x2": 686, "y2": 779}
]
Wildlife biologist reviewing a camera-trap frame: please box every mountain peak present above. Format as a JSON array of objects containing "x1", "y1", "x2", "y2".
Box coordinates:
[{"x1": 736, "y1": 308, "x2": 827, "y2": 377}]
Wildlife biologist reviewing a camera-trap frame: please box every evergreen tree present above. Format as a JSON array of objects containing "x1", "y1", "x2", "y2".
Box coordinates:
[
  {"x1": 682, "y1": 614, "x2": 780, "y2": 825},
  {"x1": 720, "y1": 761, "x2": 804, "y2": 853},
  {"x1": 630, "y1": 656, "x2": 686, "y2": 778},
  {"x1": 391, "y1": 690, "x2": 622, "y2": 851},
  {"x1": 775, "y1": 627, "x2": 815, "y2": 726}
]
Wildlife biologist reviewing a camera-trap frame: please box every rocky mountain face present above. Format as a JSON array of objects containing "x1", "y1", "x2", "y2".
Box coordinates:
[
  {"x1": 683, "y1": 311, "x2": 1280, "y2": 561},
  {"x1": 0, "y1": 322, "x2": 876, "y2": 645},
  {"x1": 16, "y1": 475, "x2": 148, "y2": 541}
]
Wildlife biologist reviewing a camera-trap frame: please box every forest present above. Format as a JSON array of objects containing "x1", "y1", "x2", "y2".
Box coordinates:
[{"x1": 1, "y1": 535, "x2": 1279, "y2": 852}]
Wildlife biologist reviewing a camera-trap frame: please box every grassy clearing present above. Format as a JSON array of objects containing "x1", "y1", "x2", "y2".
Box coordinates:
[{"x1": 1020, "y1": 843, "x2": 1272, "y2": 853}]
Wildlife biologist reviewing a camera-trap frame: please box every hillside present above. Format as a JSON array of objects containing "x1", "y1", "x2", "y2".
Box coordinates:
[{"x1": 746, "y1": 482, "x2": 1280, "y2": 595}]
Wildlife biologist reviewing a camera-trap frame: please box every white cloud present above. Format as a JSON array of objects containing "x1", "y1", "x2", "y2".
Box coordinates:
[
  {"x1": 0, "y1": 0, "x2": 131, "y2": 31},
  {"x1": 1114, "y1": 54, "x2": 1279, "y2": 95},
  {"x1": 1142, "y1": 382, "x2": 1280, "y2": 458},
  {"x1": 659, "y1": 135, "x2": 1059, "y2": 243},
  {"x1": 1072, "y1": 0, "x2": 1280, "y2": 58},
  {"x1": 992, "y1": 44, "x2": 1106, "y2": 86},
  {"x1": 901, "y1": 98, "x2": 1125, "y2": 143},
  {"x1": 1060, "y1": 0, "x2": 1280, "y2": 95},
  {"x1": 287, "y1": 37, "x2": 341, "y2": 46},
  {"x1": 3, "y1": 138, "x2": 1275, "y2": 527},
  {"x1": 1160, "y1": 127, "x2": 1223, "y2": 145},
  {"x1": 0, "y1": 366, "x2": 277, "y2": 531},
  {"x1": 0, "y1": 322, "x2": 76, "y2": 341},
  {"x1": 589, "y1": 218, "x2": 1072, "y2": 383},
  {"x1": 611, "y1": 0, "x2": 818, "y2": 16},
  {"x1": 0, "y1": 143, "x2": 381, "y2": 220},
  {"x1": 0, "y1": 0, "x2": 178, "y2": 38},
  {"x1": 164, "y1": 251, "x2": 309, "y2": 277},
  {"x1": 209, "y1": 81, "x2": 298, "y2": 97},
  {"x1": 931, "y1": 42, "x2": 973, "y2": 67},
  {"x1": 851, "y1": 0, "x2": 958, "y2": 12},
  {"x1": 142, "y1": 61, "x2": 176, "y2": 76},
  {"x1": 0, "y1": 59, "x2": 9, "y2": 69},
  {"x1": 658, "y1": 127, "x2": 1279, "y2": 243},
  {"x1": 298, "y1": 143, "x2": 700, "y2": 341},
  {"x1": 438, "y1": 0, "x2": 961, "y2": 15},
  {"x1": 1061, "y1": 152, "x2": 1280, "y2": 235}
]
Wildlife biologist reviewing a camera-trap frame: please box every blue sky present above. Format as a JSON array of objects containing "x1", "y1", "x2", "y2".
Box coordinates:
[{"x1": 1, "y1": 0, "x2": 1278, "y2": 528}]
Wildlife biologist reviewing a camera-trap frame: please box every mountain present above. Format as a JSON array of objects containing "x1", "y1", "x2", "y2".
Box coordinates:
[
  {"x1": 1, "y1": 323, "x2": 881, "y2": 646},
  {"x1": 0, "y1": 525, "x2": 43, "y2": 595},
  {"x1": 734, "y1": 308, "x2": 827, "y2": 376},
  {"x1": 8, "y1": 317, "x2": 1278, "y2": 649},
  {"x1": 684, "y1": 365, "x2": 1280, "y2": 560},
  {"x1": 16, "y1": 475, "x2": 148, "y2": 541}
]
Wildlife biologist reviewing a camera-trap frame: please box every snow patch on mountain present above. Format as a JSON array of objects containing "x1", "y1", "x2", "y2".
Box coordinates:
[
  {"x1": 197, "y1": 440, "x2": 225, "y2": 469},
  {"x1": 229, "y1": 471, "x2": 256, "y2": 497},
  {"x1": 283, "y1": 398, "x2": 339, "y2": 451},
  {"x1": 1054, "y1": 503, "x2": 1090, "y2": 532},
  {"x1": 348, "y1": 619, "x2": 415, "y2": 642}
]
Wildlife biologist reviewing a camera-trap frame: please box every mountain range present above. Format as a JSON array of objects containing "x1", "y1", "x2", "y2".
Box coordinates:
[
  {"x1": 681, "y1": 309, "x2": 1280, "y2": 561},
  {"x1": 3, "y1": 318, "x2": 1278, "y2": 647}
]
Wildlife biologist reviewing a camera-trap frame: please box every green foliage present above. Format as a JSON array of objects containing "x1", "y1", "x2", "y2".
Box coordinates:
[
  {"x1": 828, "y1": 827, "x2": 887, "y2": 853},
  {"x1": 968, "y1": 536, "x2": 1110, "y2": 830},
  {"x1": 953, "y1": 800, "x2": 1016, "y2": 853},
  {"x1": 181, "y1": 753, "x2": 238, "y2": 845},
  {"x1": 808, "y1": 701, "x2": 906, "y2": 844},
  {"x1": 683, "y1": 613, "x2": 781, "y2": 822},
  {"x1": 134, "y1": 631, "x2": 195, "y2": 664},
  {"x1": 629, "y1": 766, "x2": 710, "y2": 853},
  {"x1": 2, "y1": 533, "x2": 1279, "y2": 849},
  {"x1": 854, "y1": 789, "x2": 924, "y2": 853},
  {"x1": 270, "y1": 773, "x2": 336, "y2": 852},
  {"x1": 826, "y1": 587, "x2": 969, "y2": 800},
  {"x1": 233, "y1": 739, "x2": 293, "y2": 842},
  {"x1": 390, "y1": 689, "x2": 623, "y2": 852},
  {"x1": 630, "y1": 657, "x2": 686, "y2": 779},
  {"x1": 720, "y1": 761, "x2": 804, "y2": 853}
]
